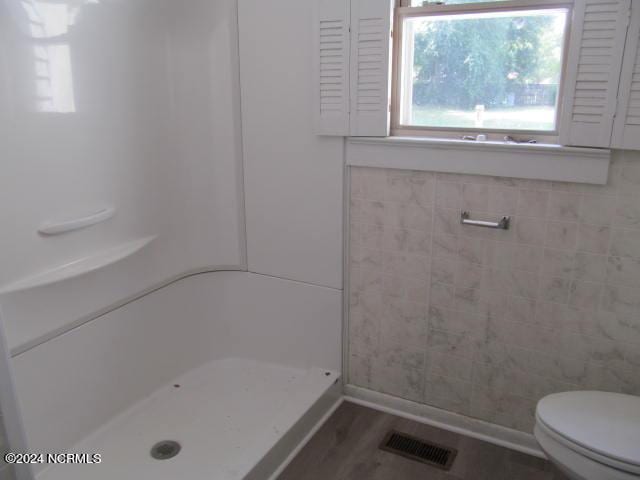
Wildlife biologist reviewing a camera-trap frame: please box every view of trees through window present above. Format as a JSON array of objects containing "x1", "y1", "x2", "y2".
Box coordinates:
[{"x1": 400, "y1": 9, "x2": 568, "y2": 131}]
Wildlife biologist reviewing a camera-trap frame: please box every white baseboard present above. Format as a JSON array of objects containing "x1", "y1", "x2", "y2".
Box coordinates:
[{"x1": 344, "y1": 384, "x2": 545, "y2": 459}]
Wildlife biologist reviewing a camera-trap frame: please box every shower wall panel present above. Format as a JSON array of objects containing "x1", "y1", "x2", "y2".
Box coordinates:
[{"x1": 0, "y1": 0, "x2": 244, "y2": 353}]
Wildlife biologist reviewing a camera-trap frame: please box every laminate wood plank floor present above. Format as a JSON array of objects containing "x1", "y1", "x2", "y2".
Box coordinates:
[{"x1": 278, "y1": 401, "x2": 569, "y2": 480}]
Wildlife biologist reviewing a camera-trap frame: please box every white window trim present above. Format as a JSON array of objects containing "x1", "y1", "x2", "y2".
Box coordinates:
[
  {"x1": 346, "y1": 136, "x2": 611, "y2": 185},
  {"x1": 390, "y1": 0, "x2": 575, "y2": 141}
]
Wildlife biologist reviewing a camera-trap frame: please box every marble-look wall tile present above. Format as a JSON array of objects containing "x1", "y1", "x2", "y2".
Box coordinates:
[
  {"x1": 546, "y1": 221, "x2": 578, "y2": 250},
  {"x1": 434, "y1": 208, "x2": 461, "y2": 236},
  {"x1": 487, "y1": 186, "x2": 519, "y2": 215},
  {"x1": 380, "y1": 299, "x2": 428, "y2": 348},
  {"x1": 569, "y1": 281, "x2": 603, "y2": 311},
  {"x1": 606, "y1": 256, "x2": 640, "y2": 287},
  {"x1": 614, "y1": 194, "x2": 640, "y2": 228},
  {"x1": 462, "y1": 183, "x2": 490, "y2": 212},
  {"x1": 611, "y1": 228, "x2": 640, "y2": 258},
  {"x1": 580, "y1": 194, "x2": 616, "y2": 226},
  {"x1": 541, "y1": 248, "x2": 575, "y2": 278},
  {"x1": 349, "y1": 353, "x2": 374, "y2": 388},
  {"x1": 433, "y1": 234, "x2": 459, "y2": 260},
  {"x1": 484, "y1": 240, "x2": 514, "y2": 269},
  {"x1": 601, "y1": 284, "x2": 640, "y2": 316},
  {"x1": 578, "y1": 225, "x2": 611, "y2": 254},
  {"x1": 383, "y1": 252, "x2": 430, "y2": 279},
  {"x1": 517, "y1": 190, "x2": 549, "y2": 218},
  {"x1": 574, "y1": 253, "x2": 607, "y2": 282},
  {"x1": 348, "y1": 156, "x2": 640, "y2": 433},
  {"x1": 513, "y1": 244, "x2": 543, "y2": 274},
  {"x1": 436, "y1": 181, "x2": 462, "y2": 209},
  {"x1": 372, "y1": 346, "x2": 425, "y2": 402},
  {"x1": 424, "y1": 374, "x2": 473, "y2": 415},
  {"x1": 515, "y1": 217, "x2": 547, "y2": 246},
  {"x1": 427, "y1": 350, "x2": 474, "y2": 381},
  {"x1": 505, "y1": 296, "x2": 536, "y2": 324},
  {"x1": 540, "y1": 276, "x2": 571, "y2": 304},
  {"x1": 387, "y1": 171, "x2": 435, "y2": 205},
  {"x1": 471, "y1": 385, "x2": 537, "y2": 431},
  {"x1": 458, "y1": 237, "x2": 485, "y2": 265},
  {"x1": 548, "y1": 192, "x2": 581, "y2": 221}
]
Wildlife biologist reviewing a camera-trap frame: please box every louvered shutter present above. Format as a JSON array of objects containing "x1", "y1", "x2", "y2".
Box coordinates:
[
  {"x1": 560, "y1": 0, "x2": 631, "y2": 148},
  {"x1": 612, "y1": 1, "x2": 640, "y2": 149},
  {"x1": 349, "y1": 0, "x2": 393, "y2": 137},
  {"x1": 314, "y1": 0, "x2": 350, "y2": 135}
]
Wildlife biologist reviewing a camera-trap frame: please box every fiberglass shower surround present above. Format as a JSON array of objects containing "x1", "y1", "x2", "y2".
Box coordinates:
[{"x1": 0, "y1": 0, "x2": 343, "y2": 479}]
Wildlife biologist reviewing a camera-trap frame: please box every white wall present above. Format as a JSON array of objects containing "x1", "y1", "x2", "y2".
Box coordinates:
[
  {"x1": 216, "y1": 273, "x2": 343, "y2": 370},
  {"x1": 238, "y1": 0, "x2": 345, "y2": 290},
  {"x1": 0, "y1": 0, "x2": 245, "y2": 353},
  {"x1": 0, "y1": 0, "x2": 346, "y2": 349}
]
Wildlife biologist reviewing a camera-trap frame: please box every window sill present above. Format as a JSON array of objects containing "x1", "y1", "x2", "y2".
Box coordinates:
[{"x1": 346, "y1": 136, "x2": 611, "y2": 185}]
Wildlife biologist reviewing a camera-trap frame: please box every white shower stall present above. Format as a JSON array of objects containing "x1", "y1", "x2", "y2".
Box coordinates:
[{"x1": 0, "y1": 0, "x2": 344, "y2": 478}]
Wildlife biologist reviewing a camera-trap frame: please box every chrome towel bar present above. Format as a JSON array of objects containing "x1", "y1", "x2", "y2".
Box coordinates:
[{"x1": 460, "y1": 211, "x2": 510, "y2": 230}]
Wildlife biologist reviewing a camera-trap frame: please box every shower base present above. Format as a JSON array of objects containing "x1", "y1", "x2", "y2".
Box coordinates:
[{"x1": 38, "y1": 358, "x2": 341, "y2": 480}]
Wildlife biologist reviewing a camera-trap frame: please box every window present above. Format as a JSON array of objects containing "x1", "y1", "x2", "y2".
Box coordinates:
[{"x1": 392, "y1": 0, "x2": 571, "y2": 138}]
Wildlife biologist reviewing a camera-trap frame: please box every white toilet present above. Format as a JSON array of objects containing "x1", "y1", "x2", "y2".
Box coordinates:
[{"x1": 534, "y1": 391, "x2": 640, "y2": 480}]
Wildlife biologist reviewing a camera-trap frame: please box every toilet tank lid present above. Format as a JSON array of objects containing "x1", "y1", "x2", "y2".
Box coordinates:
[{"x1": 536, "y1": 391, "x2": 640, "y2": 468}]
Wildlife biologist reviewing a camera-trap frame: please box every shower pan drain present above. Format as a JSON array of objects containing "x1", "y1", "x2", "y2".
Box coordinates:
[
  {"x1": 379, "y1": 430, "x2": 457, "y2": 470},
  {"x1": 150, "y1": 440, "x2": 181, "y2": 460}
]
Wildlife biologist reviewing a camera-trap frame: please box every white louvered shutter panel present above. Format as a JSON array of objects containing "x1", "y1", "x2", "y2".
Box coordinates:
[
  {"x1": 560, "y1": 0, "x2": 631, "y2": 148},
  {"x1": 613, "y1": 1, "x2": 640, "y2": 149},
  {"x1": 314, "y1": 0, "x2": 350, "y2": 135},
  {"x1": 349, "y1": 0, "x2": 393, "y2": 137}
]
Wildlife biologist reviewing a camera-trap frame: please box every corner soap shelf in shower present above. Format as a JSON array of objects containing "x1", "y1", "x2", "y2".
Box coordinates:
[{"x1": 0, "y1": 236, "x2": 156, "y2": 295}]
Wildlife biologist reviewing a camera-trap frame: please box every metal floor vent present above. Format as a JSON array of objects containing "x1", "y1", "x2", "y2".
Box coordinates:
[{"x1": 379, "y1": 430, "x2": 457, "y2": 470}]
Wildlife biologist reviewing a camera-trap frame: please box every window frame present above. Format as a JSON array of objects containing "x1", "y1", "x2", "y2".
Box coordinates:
[{"x1": 390, "y1": 0, "x2": 574, "y2": 141}]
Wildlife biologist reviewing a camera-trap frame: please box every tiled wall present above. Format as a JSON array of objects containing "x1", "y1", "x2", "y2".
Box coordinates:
[{"x1": 347, "y1": 152, "x2": 640, "y2": 432}]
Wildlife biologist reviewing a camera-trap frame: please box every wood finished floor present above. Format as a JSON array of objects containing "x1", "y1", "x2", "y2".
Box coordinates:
[{"x1": 278, "y1": 402, "x2": 569, "y2": 480}]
